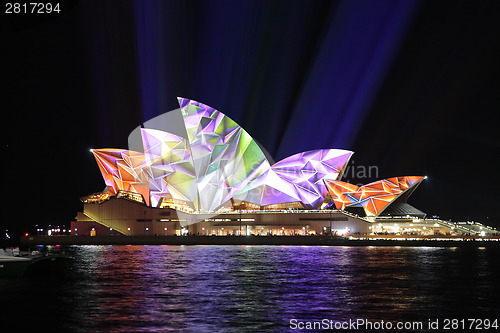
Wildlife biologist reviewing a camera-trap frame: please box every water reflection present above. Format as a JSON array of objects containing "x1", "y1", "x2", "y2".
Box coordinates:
[{"x1": 1, "y1": 245, "x2": 499, "y2": 332}]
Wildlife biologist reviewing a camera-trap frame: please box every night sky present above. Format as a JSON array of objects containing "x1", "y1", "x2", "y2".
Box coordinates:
[{"x1": 3, "y1": 0, "x2": 499, "y2": 236}]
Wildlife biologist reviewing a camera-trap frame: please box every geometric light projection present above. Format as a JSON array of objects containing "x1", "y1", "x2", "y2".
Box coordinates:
[
  {"x1": 178, "y1": 97, "x2": 270, "y2": 212},
  {"x1": 235, "y1": 149, "x2": 353, "y2": 208},
  {"x1": 91, "y1": 149, "x2": 152, "y2": 206},
  {"x1": 140, "y1": 128, "x2": 197, "y2": 208},
  {"x1": 271, "y1": 149, "x2": 353, "y2": 208},
  {"x1": 233, "y1": 163, "x2": 302, "y2": 207},
  {"x1": 91, "y1": 98, "x2": 353, "y2": 212},
  {"x1": 324, "y1": 176, "x2": 425, "y2": 217}
]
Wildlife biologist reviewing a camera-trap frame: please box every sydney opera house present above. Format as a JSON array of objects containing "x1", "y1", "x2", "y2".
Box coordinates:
[{"x1": 72, "y1": 98, "x2": 490, "y2": 237}]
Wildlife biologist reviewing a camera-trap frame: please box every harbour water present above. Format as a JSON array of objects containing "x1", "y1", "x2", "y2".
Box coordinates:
[{"x1": 1, "y1": 245, "x2": 499, "y2": 332}]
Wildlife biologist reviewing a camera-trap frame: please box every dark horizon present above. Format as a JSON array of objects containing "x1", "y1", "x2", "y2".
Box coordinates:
[{"x1": 3, "y1": 0, "x2": 499, "y2": 237}]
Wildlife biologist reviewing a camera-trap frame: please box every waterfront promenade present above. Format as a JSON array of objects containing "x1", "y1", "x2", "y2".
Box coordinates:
[{"x1": 21, "y1": 234, "x2": 500, "y2": 247}]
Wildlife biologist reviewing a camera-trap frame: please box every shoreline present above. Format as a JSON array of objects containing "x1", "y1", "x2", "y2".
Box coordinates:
[{"x1": 20, "y1": 235, "x2": 500, "y2": 247}]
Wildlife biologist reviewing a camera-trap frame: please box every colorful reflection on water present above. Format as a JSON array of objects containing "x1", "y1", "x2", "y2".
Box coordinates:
[{"x1": 1, "y1": 245, "x2": 499, "y2": 332}]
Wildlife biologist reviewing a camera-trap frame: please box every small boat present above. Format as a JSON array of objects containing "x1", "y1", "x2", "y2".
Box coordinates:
[
  {"x1": 0, "y1": 248, "x2": 73, "y2": 277},
  {"x1": 0, "y1": 255, "x2": 32, "y2": 277}
]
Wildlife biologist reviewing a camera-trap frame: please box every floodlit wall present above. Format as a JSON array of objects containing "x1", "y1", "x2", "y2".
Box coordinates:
[
  {"x1": 77, "y1": 198, "x2": 371, "y2": 236},
  {"x1": 81, "y1": 198, "x2": 180, "y2": 236}
]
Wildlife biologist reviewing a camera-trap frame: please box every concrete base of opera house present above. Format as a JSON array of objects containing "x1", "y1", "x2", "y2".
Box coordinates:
[
  {"x1": 71, "y1": 197, "x2": 373, "y2": 237},
  {"x1": 21, "y1": 235, "x2": 500, "y2": 247},
  {"x1": 65, "y1": 198, "x2": 499, "y2": 244}
]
